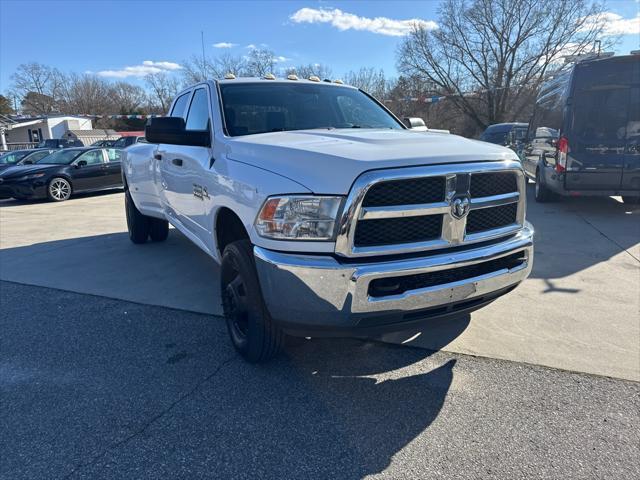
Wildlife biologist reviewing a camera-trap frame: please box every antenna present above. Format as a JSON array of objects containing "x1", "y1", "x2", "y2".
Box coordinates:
[{"x1": 201, "y1": 31, "x2": 206, "y2": 77}]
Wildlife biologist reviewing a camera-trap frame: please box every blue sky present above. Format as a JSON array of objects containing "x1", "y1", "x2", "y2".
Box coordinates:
[{"x1": 1, "y1": 0, "x2": 639, "y2": 91}]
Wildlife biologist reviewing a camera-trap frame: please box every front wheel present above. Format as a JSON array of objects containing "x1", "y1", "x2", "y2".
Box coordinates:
[
  {"x1": 221, "y1": 240, "x2": 284, "y2": 363},
  {"x1": 47, "y1": 177, "x2": 72, "y2": 202}
]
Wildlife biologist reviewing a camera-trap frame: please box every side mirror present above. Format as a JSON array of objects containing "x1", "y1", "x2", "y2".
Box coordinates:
[
  {"x1": 145, "y1": 117, "x2": 210, "y2": 147},
  {"x1": 76, "y1": 160, "x2": 87, "y2": 168},
  {"x1": 402, "y1": 117, "x2": 428, "y2": 131},
  {"x1": 23, "y1": 160, "x2": 34, "y2": 165}
]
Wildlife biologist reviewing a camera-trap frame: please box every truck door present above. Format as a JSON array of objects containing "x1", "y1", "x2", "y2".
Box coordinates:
[
  {"x1": 159, "y1": 87, "x2": 213, "y2": 237},
  {"x1": 565, "y1": 60, "x2": 631, "y2": 191}
]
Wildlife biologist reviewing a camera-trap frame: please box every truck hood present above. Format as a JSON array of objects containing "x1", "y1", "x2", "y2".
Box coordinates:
[{"x1": 226, "y1": 129, "x2": 517, "y2": 193}]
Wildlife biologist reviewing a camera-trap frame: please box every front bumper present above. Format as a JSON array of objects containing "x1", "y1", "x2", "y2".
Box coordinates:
[
  {"x1": 0, "y1": 179, "x2": 46, "y2": 199},
  {"x1": 254, "y1": 223, "x2": 534, "y2": 336}
]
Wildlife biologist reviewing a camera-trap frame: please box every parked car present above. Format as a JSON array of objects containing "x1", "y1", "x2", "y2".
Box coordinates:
[
  {"x1": 91, "y1": 139, "x2": 116, "y2": 147},
  {"x1": 0, "y1": 147, "x2": 123, "y2": 201},
  {"x1": 123, "y1": 77, "x2": 534, "y2": 363},
  {"x1": 522, "y1": 53, "x2": 640, "y2": 204},
  {"x1": 480, "y1": 123, "x2": 528, "y2": 149},
  {"x1": 36, "y1": 138, "x2": 84, "y2": 149},
  {"x1": 0, "y1": 148, "x2": 57, "y2": 171},
  {"x1": 0, "y1": 150, "x2": 34, "y2": 170},
  {"x1": 112, "y1": 136, "x2": 146, "y2": 148}
]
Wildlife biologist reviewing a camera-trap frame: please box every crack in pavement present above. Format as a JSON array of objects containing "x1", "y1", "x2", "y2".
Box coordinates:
[{"x1": 62, "y1": 354, "x2": 238, "y2": 479}]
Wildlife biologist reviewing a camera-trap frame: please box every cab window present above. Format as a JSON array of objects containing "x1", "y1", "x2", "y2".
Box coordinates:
[
  {"x1": 185, "y1": 88, "x2": 211, "y2": 131},
  {"x1": 170, "y1": 92, "x2": 191, "y2": 119}
]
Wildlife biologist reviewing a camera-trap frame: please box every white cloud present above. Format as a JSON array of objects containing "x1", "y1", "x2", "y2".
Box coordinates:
[
  {"x1": 213, "y1": 42, "x2": 236, "y2": 48},
  {"x1": 289, "y1": 7, "x2": 437, "y2": 37},
  {"x1": 96, "y1": 60, "x2": 182, "y2": 78},
  {"x1": 246, "y1": 44, "x2": 257, "y2": 49},
  {"x1": 582, "y1": 12, "x2": 640, "y2": 36},
  {"x1": 274, "y1": 56, "x2": 290, "y2": 63}
]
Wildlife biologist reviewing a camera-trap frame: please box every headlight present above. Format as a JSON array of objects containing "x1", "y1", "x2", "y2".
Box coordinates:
[
  {"x1": 255, "y1": 196, "x2": 343, "y2": 240},
  {"x1": 16, "y1": 172, "x2": 46, "y2": 181}
]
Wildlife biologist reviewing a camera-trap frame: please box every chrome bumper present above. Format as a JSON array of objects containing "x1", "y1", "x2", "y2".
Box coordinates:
[{"x1": 254, "y1": 223, "x2": 534, "y2": 334}]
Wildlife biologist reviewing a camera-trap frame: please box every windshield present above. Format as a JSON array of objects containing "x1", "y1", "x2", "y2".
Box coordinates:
[
  {"x1": 0, "y1": 151, "x2": 30, "y2": 164},
  {"x1": 219, "y1": 83, "x2": 403, "y2": 136},
  {"x1": 36, "y1": 149, "x2": 81, "y2": 164}
]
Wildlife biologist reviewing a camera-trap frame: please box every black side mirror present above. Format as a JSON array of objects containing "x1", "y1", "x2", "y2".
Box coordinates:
[
  {"x1": 145, "y1": 117, "x2": 210, "y2": 147},
  {"x1": 23, "y1": 160, "x2": 34, "y2": 165},
  {"x1": 76, "y1": 160, "x2": 87, "y2": 168}
]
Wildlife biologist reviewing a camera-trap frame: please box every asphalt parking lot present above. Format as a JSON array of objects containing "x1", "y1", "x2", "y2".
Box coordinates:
[{"x1": 1, "y1": 185, "x2": 639, "y2": 478}]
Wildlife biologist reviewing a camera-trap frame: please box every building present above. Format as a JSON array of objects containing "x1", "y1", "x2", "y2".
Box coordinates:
[
  {"x1": 63, "y1": 129, "x2": 119, "y2": 146},
  {"x1": 0, "y1": 115, "x2": 93, "y2": 150}
]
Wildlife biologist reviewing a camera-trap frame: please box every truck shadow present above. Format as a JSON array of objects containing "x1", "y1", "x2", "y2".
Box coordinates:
[{"x1": 214, "y1": 336, "x2": 465, "y2": 479}]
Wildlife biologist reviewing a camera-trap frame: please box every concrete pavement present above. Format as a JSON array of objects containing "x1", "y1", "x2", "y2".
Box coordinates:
[{"x1": 0, "y1": 186, "x2": 639, "y2": 380}]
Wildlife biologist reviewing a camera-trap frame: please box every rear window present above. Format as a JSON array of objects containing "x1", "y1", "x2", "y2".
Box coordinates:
[{"x1": 570, "y1": 59, "x2": 636, "y2": 144}]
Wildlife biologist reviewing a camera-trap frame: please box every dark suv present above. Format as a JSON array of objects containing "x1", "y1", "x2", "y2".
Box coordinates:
[
  {"x1": 521, "y1": 54, "x2": 640, "y2": 204},
  {"x1": 480, "y1": 123, "x2": 528, "y2": 149}
]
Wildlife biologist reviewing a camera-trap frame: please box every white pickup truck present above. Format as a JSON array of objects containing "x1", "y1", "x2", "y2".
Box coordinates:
[{"x1": 123, "y1": 77, "x2": 534, "y2": 362}]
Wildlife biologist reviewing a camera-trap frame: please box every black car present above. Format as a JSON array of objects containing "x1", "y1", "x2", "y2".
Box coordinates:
[
  {"x1": 480, "y1": 122, "x2": 528, "y2": 148},
  {"x1": 522, "y1": 53, "x2": 640, "y2": 204},
  {"x1": 0, "y1": 149, "x2": 57, "y2": 171},
  {"x1": 0, "y1": 147, "x2": 123, "y2": 201},
  {"x1": 0, "y1": 149, "x2": 34, "y2": 170},
  {"x1": 91, "y1": 139, "x2": 116, "y2": 147},
  {"x1": 36, "y1": 138, "x2": 84, "y2": 149}
]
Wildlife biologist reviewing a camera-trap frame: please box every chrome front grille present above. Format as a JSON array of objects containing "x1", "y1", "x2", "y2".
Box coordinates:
[{"x1": 334, "y1": 160, "x2": 526, "y2": 257}]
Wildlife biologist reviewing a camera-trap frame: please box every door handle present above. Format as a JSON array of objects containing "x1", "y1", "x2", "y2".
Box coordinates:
[
  {"x1": 172, "y1": 158, "x2": 183, "y2": 166},
  {"x1": 154, "y1": 153, "x2": 162, "y2": 160}
]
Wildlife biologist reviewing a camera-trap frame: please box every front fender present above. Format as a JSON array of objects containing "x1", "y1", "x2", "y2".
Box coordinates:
[{"x1": 202, "y1": 158, "x2": 337, "y2": 262}]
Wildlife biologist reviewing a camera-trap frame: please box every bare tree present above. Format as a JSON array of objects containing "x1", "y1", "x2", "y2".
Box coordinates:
[
  {"x1": 10, "y1": 62, "x2": 63, "y2": 114},
  {"x1": 145, "y1": 72, "x2": 180, "y2": 113},
  {"x1": 286, "y1": 63, "x2": 333, "y2": 80},
  {"x1": 182, "y1": 52, "x2": 248, "y2": 85},
  {"x1": 245, "y1": 49, "x2": 276, "y2": 77},
  {"x1": 0, "y1": 95, "x2": 14, "y2": 114},
  {"x1": 345, "y1": 67, "x2": 390, "y2": 100},
  {"x1": 111, "y1": 82, "x2": 148, "y2": 113},
  {"x1": 213, "y1": 53, "x2": 247, "y2": 77},
  {"x1": 57, "y1": 73, "x2": 114, "y2": 115},
  {"x1": 397, "y1": 0, "x2": 613, "y2": 130}
]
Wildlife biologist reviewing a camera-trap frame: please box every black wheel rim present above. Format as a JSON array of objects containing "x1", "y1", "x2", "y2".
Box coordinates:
[{"x1": 222, "y1": 261, "x2": 249, "y2": 343}]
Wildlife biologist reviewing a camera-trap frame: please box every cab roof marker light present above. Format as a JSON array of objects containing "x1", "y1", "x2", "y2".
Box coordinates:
[
  {"x1": 223, "y1": 73, "x2": 236, "y2": 80},
  {"x1": 308, "y1": 76, "x2": 320, "y2": 82},
  {"x1": 263, "y1": 73, "x2": 276, "y2": 80},
  {"x1": 333, "y1": 79, "x2": 344, "y2": 84},
  {"x1": 287, "y1": 74, "x2": 299, "y2": 81}
]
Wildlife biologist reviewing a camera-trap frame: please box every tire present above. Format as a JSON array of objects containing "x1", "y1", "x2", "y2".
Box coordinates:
[
  {"x1": 220, "y1": 240, "x2": 284, "y2": 363},
  {"x1": 534, "y1": 168, "x2": 554, "y2": 203},
  {"x1": 149, "y1": 217, "x2": 169, "y2": 242},
  {"x1": 125, "y1": 190, "x2": 150, "y2": 244},
  {"x1": 47, "y1": 177, "x2": 72, "y2": 202},
  {"x1": 622, "y1": 196, "x2": 640, "y2": 205}
]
